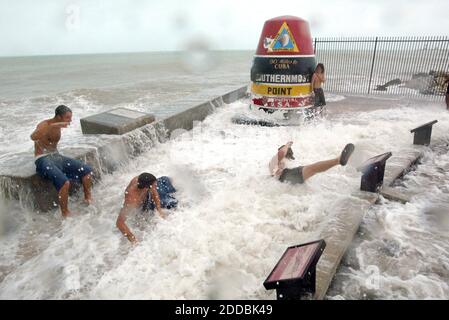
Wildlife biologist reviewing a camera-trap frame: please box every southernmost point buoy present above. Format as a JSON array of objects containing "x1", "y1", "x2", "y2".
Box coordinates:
[{"x1": 250, "y1": 16, "x2": 316, "y2": 112}]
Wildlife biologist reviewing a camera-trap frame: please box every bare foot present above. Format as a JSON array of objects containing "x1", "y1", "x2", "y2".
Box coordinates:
[
  {"x1": 127, "y1": 234, "x2": 138, "y2": 244},
  {"x1": 84, "y1": 197, "x2": 93, "y2": 206},
  {"x1": 158, "y1": 210, "x2": 168, "y2": 220},
  {"x1": 62, "y1": 210, "x2": 72, "y2": 218}
]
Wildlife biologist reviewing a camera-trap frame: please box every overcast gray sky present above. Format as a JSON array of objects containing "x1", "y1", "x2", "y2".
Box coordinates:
[{"x1": 1, "y1": 0, "x2": 448, "y2": 57}]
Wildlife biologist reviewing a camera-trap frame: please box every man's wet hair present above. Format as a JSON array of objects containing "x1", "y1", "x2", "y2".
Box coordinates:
[
  {"x1": 278, "y1": 145, "x2": 295, "y2": 160},
  {"x1": 137, "y1": 173, "x2": 157, "y2": 189},
  {"x1": 286, "y1": 147, "x2": 295, "y2": 160},
  {"x1": 315, "y1": 63, "x2": 325, "y2": 73},
  {"x1": 55, "y1": 105, "x2": 72, "y2": 117}
]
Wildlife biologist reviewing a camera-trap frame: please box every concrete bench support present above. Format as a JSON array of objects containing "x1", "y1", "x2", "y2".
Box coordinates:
[
  {"x1": 264, "y1": 240, "x2": 326, "y2": 300},
  {"x1": 410, "y1": 120, "x2": 438, "y2": 146},
  {"x1": 357, "y1": 152, "x2": 392, "y2": 192}
]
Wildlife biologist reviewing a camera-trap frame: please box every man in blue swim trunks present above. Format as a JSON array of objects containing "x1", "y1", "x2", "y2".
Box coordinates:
[
  {"x1": 116, "y1": 173, "x2": 177, "y2": 243},
  {"x1": 31, "y1": 105, "x2": 93, "y2": 217}
]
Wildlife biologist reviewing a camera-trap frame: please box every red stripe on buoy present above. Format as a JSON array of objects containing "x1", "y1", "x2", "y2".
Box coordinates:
[
  {"x1": 255, "y1": 16, "x2": 314, "y2": 56},
  {"x1": 251, "y1": 16, "x2": 316, "y2": 110}
]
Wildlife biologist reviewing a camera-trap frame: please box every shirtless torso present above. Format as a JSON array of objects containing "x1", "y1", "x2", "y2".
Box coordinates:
[
  {"x1": 30, "y1": 110, "x2": 94, "y2": 217},
  {"x1": 31, "y1": 113, "x2": 72, "y2": 157},
  {"x1": 124, "y1": 177, "x2": 153, "y2": 208},
  {"x1": 311, "y1": 72, "x2": 325, "y2": 90},
  {"x1": 116, "y1": 176, "x2": 165, "y2": 243}
]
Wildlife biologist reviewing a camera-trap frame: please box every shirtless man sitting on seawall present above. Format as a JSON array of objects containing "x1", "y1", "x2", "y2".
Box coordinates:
[{"x1": 30, "y1": 105, "x2": 93, "y2": 217}]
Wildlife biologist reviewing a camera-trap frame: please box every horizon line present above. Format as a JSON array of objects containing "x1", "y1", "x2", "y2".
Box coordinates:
[{"x1": 0, "y1": 49, "x2": 256, "y2": 59}]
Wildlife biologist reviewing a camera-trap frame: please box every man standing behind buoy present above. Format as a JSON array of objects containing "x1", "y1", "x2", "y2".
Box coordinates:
[{"x1": 311, "y1": 63, "x2": 326, "y2": 109}]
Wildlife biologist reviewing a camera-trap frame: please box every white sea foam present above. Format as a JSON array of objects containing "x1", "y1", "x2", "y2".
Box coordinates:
[{"x1": 1, "y1": 98, "x2": 448, "y2": 299}]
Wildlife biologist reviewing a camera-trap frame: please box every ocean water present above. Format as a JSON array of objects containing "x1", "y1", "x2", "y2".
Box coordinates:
[
  {"x1": 0, "y1": 51, "x2": 448, "y2": 299},
  {"x1": 0, "y1": 50, "x2": 253, "y2": 156}
]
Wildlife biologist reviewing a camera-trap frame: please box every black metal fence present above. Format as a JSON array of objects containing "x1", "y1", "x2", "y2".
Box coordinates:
[{"x1": 313, "y1": 36, "x2": 449, "y2": 100}]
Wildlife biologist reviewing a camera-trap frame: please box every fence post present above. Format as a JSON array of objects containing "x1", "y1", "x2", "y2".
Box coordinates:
[
  {"x1": 314, "y1": 38, "x2": 317, "y2": 54},
  {"x1": 367, "y1": 37, "x2": 378, "y2": 95}
]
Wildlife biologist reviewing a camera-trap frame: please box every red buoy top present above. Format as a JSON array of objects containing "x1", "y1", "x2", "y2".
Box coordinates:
[{"x1": 255, "y1": 16, "x2": 314, "y2": 56}]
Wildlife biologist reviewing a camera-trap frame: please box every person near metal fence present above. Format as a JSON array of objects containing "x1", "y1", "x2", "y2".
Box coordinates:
[{"x1": 311, "y1": 63, "x2": 326, "y2": 108}]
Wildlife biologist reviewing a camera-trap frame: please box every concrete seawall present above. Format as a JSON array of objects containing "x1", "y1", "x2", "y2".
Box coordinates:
[{"x1": 0, "y1": 85, "x2": 249, "y2": 212}]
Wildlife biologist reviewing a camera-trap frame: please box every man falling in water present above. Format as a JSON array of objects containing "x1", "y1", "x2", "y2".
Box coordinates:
[
  {"x1": 116, "y1": 173, "x2": 177, "y2": 244},
  {"x1": 31, "y1": 105, "x2": 93, "y2": 217},
  {"x1": 269, "y1": 141, "x2": 354, "y2": 184}
]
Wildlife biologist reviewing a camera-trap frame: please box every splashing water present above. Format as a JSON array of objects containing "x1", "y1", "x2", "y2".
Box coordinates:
[{"x1": 0, "y1": 97, "x2": 448, "y2": 299}]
